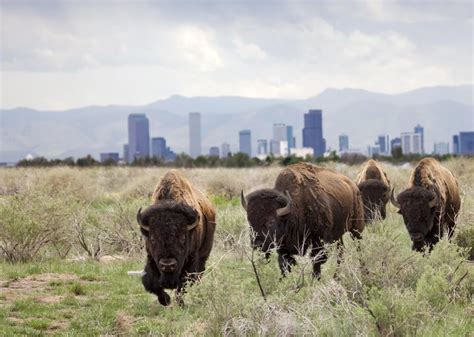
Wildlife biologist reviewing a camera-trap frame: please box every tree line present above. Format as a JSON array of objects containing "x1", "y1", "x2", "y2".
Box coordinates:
[{"x1": 16, "y1": 150, "x2": 455, "y2": 168}]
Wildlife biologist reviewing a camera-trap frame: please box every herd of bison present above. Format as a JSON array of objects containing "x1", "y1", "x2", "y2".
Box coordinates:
[{"x1": 136, "y1": 157, "x2": 461, "y2": 306}]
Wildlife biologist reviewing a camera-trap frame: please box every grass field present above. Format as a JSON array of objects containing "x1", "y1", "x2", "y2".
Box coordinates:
[{"x1": 0, "y1": 159, "x2": 473, "y2": 336}]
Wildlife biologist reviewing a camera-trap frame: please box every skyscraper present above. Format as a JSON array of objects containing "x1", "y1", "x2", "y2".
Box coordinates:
[
  {"x1": 123, "y1": 144, "x2": 129, "y2": 163},
  {"x1": 302, "y1": 109, "x2": 325, "y2": 157},
  {"x1": 414, "y1": 124, "x2": 424, "y2": 154},
  {"x1": 401, "y1": 132, "x2": 422, "y2": 154},
  {"x1": 453, "y1": 135, "x2": 460, "y2": 154},
  {"x1": 239, "y1": 130, "x2": 251, "y2": 156},
  {"x1": 339, "y1": 134, "x2": 349, "y2": 152},
  {"x1": 209, "y1": 147, "x2": 220, "y2": 157},
  {"x1": 221, "y1": 143, "x2": 231, "y2": 158},
  {"x1": 128, "y1": 114, "x2": 150, "y2": 161},
  {"x1": 377, "y1": 135, "x2": 390, "y2": 154},
  {"x1": 257, "y1": 139, "x2": 268, "y2": 156},
  {"x1": 433, "y1": 142, "x2": 450, "y2": 156},
  {"x1": 459, "y1": 132, "x2": 474, "y2": 155},
  {"x1": 273, "y1": 123, "x2": 287, "y2": 142},
  {"x1": 189, "y1": 112, "x2": 201, "y2": 158},
  {"x1": 100, "y1": 153, "x2": 119, "y2": 163},
  {"x1": 286, "y1": 126, "x2": 294, "y2": 153},
  {"x1": 151, "y1": 137, "x2": 167, "y2": 159}
]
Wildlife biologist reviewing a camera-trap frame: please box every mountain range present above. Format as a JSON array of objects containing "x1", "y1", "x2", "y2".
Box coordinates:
[{"x1": 1, "y1": 85, "x2": 473, "y2": 162}]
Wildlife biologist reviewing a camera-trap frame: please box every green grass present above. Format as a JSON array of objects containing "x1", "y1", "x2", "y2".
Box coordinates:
[{"x1": 0, "y1": 162, "x2": 473, "y2": 335}]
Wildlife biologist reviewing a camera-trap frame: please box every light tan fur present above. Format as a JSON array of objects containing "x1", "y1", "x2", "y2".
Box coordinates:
[
  {"x1": 355, "y1": 159, "x2": 391, "y2": 187},
  {"x1": 152, "y1": 169, "x2": 216, "y2": 256},
  {"x1": 408, "y1": 157, "x2": 460, "y2": 213}
]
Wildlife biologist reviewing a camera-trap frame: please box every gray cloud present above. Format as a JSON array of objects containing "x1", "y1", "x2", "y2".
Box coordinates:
[{"x1": 1, "y1": 0, "x2": 472, "y2": 109}]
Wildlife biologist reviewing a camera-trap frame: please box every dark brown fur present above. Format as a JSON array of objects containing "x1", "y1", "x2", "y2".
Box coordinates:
[
  {"x1": 356, "y1": 160, "x2": 391, "y2": 221},
  {"x1": 395, "y1": 158, "x2": 460, "y2": 251},
  {"x1": 138, "y1": 170, "x2": 216, "y2": 306},
  {"x1": 244, "y1": 162, "x2": 365, "y2": 278}
]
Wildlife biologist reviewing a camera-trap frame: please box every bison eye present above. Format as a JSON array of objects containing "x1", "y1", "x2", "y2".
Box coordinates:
[
  {"x1": 150, "y1": 237, "x2": 157, "y2": 244},
  {"x1": 179, "y1": 233, "x2": 186, "y2": 245}
]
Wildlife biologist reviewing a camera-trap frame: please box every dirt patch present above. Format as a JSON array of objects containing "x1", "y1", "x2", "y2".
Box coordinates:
[
  {"x1": 99, "y1": 255, "x2": 126, "y2": 263},
  {"x1": 114, "y1": 311, "x2": 138, "y2": 334},
  {"x1": 36, "y1": 295, "x2": 65, "y2": 304},
  {"x1": 0, "y1": 273, "x2": 79, "y2": 301},
  {"x1": 48, "y1": 320, "x2": 70, "y2": 331}
]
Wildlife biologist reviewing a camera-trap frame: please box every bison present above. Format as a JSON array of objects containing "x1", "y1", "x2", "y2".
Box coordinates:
[
  {"x1": 355, "y1": 159, "x2": 391, "y2": 221},
  {"x1": 136, "y1": 170, "x2": 216, "y2": 306},
  {"x1": 391, "y1": 157, "x2": 460, "y2": 252},
  {"x1": 241, "y1": 162, "x2": 364, "y2": 278}
]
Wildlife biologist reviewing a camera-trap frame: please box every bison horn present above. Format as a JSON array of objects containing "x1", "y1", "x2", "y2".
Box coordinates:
[
  {"x1": 276, "y1": 191, "x2": 292, "y2": 217},
  {"x1": 136, "y1": 207, "x2": 149, "y2": 232},
  {"x1": 390, "y1": 188, "x2": 400, "y2": 209},
  {"x1": 187, "y1": 220, "x2": 199, "y2": 231},
  {"x1": 240, "y1": 190, "x2": 247, "y2": 211},
  {"x1": 428, "y1": 194, "x2": 439, "y2": 208}
]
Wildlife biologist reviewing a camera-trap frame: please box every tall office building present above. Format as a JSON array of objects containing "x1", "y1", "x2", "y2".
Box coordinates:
[
  {"x1": 459, "y1": 132, "x2": 474, "y2": 155},
  {"x1": 123, "y1": 144, "x2": 129, "y2": 163},
  {"x1": 221, "y1": 143, "x2": 231, "y2": 158},
  {"x1": 100, "y1": 153, "x2": 119, "y2": 163},
  {"x1": 377, "y1": 135, "x2": 390, "y2": 154},
  {"x1": 339, "y1": 134, "x2": 349, "y2": 152},
  {"x1": 189, "y1": 112, "x2": 201, "y2": 158},
  {"x1": 414, "y1": 124, "x2": 424, "y2": 154},
  {"x1": 257, "y1": 139, "x2": 268, "y2": 156},
  {"x1": 286, "y1": 126, "x2": 294, "y2": 154},
  {"x1": 452, "y1": 135, "x2": 460, "y2": 154},
  {"x1": 239, "y1": 130, "x2": 252, "y2": 156},
  {"x1": 209, "y1": 147, "x2": 220, "y2": 157},
  {"x1": 273, "y1": 124, "x2": 287, "y2": 141},
  {"x1": 401, "y1": 132, "x2": 422, "y2": 155},
  {"x1": 128, "y1": 114, "x2": 150, "y2": 161},
  {"x1": 433, "y1": 142, "x2": 450, "y2": 156},
  {"x1": 302, "y1": 109, "x2": 326, "y2": 157},
  {"x1": 151, "y1": 137, "x2": 167, "y2": 159}
]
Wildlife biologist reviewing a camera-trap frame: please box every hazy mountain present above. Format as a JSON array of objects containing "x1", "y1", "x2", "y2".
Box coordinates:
[{"x1": 1, "y1": 85, "x2": 473, "y2": 162}]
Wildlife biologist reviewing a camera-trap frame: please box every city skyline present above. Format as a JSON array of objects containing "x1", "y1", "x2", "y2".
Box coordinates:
[{"x1": 1, "y1": 84, "x2": 472, "y2": 163}]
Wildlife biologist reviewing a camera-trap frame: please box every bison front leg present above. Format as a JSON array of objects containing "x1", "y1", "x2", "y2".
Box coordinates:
[
  {"x1": 277, "y1": 250, "x2": 297, "y2": 277},
  {"x1": 142, "y1": 260, "x2": 171, "y2": 306},
  {"x1": 310, "y1": 247, "x2": 327, "y2": 280}
]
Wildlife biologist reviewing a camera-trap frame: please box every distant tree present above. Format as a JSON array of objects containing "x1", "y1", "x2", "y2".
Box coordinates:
[
  {"x1": 174, "y1": 153, "x2": 194, "y2": 168},
  {"x1": 391, "y1": 146, "x2": 403, "y2": 159},
  {"x1": 76, "y1": 155, "x2": 97, "y2": 167}
]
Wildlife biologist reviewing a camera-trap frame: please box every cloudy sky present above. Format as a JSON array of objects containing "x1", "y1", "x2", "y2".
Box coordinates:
[{"x1": 1, "y1": 0, "x2": 473, "y2": 110}]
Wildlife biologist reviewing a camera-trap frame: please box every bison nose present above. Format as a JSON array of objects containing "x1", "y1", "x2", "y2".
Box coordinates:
[{"x1": 159, "y1": 258, "x2": 178, "y2": 273}]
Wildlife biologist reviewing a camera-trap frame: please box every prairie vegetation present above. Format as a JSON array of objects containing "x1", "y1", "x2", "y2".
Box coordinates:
[{"x1": 0, "y1": 158, "x2": 473, "y2": 336}]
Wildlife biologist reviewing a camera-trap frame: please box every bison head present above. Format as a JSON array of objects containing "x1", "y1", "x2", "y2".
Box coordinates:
[
  {"x1": 391, "y1": 187, "x2": 439, "y2": 251},
  {"x1": 357, "y1": 179, "x2": 390, "y2": 221},
  {"x1": 137, "y1": 201, "x2": 199, "y2": 289},
  {"x1": 241, "y1": 189, "x2": 291, "y2": 253}
]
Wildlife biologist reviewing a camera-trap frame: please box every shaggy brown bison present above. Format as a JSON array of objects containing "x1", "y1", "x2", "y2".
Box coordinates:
[
  {"x1": 355, "y1": 159, "x2": 391, "y2": 221},
  {"x1": 137, "y1": 170, "x2": 216, "y2": 306},
  {"x1": 241, "y1": 162, "x2": 364, "y2": 278},
  {"x1": 391, "y1": 158, "x2": 460, "y2": 252}
]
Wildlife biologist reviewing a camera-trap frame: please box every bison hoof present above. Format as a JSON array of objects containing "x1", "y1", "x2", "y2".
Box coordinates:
[{"x1": 158, "y1": 292, "x2": 171, "y2": 306}]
